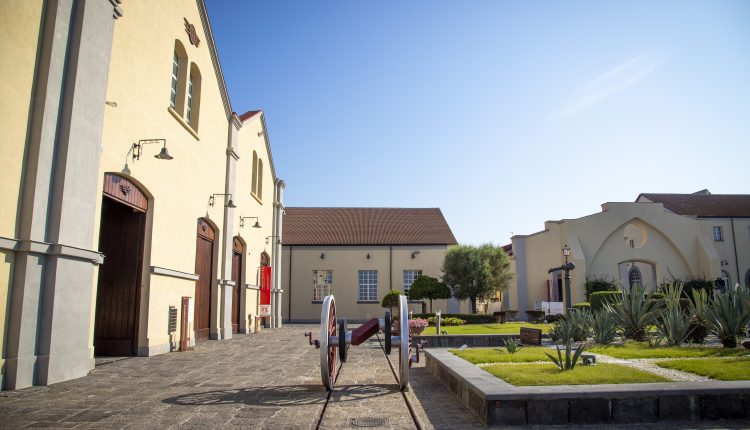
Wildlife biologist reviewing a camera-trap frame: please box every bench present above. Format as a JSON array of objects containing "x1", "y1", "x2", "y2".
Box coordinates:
[{"x1": 519, "y1": 327, "x2": 542, "y2": 345}]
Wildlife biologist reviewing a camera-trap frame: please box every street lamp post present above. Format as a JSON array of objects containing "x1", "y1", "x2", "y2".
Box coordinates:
[{"x1": 548, "y1": 244, "x2": 576, "y2": 315}]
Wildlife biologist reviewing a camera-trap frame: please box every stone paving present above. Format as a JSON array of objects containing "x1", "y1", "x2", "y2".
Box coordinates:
[{"x1": 1, "y1": 325, "x2": 749, "y2": 429}]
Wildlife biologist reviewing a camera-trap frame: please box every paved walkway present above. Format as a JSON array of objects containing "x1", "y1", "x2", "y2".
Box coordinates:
[
  {"x1": 1, "y1": 325, "x2": 749, "y2": 429},
  {"x1": 0, "y1": 325, "x2": 481, "y2": 429}
]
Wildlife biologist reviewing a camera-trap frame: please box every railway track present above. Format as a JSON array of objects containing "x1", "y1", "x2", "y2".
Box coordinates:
[{"x1": 313, "y1": 334, "x2": 423, "y2": 430}]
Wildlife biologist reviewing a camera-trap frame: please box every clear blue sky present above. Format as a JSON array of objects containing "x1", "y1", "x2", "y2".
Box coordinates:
[{"x1": 206, "y1": 1, "x2": 750, "y2": 245}]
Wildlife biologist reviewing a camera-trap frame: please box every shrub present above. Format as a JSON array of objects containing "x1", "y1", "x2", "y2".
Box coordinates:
[
  {"x1": 381, "y1": 290, "x2": 402, "y2": 315},
  {"x1": 426, "y1": 316, "x2": 465, "y2": 326},
  {"x1": 606, "y1": 282, "x2": 661, "y2": 341},
  {"x1": 408, "y1": 318, "x2": 428, "y2": 334},
  {"x1": 568, "y1": 309, "x2": 592, "y2": 342},
  {"x1": 682, "y1": 277, "x2": 714, "y2": 299},
  {"x1": 653, "y1": 283, "x2": 695, "y2": 346},
  {"x1": 413, "y1": 313, "x2": 496, "y2": 324},
  {"x1": 407, "y1": 276, "x2": 451, "y2": 313},
  {"x1": 590, "y1": 291, "x2": 622, "y2": 311},
  {"x1": 702, "y1": 287, "x2": 750, "y2": 348},
  {"x1": 585, "y1": 276, "x2": 618, "y2": 301},
  {"x1": 573, "y1": 302, "x2": 591, "y2": 310},
  {"x1": 592, "y1": 310, "x2": 617, "y2": 344},
  {"x1": 505, "y1": 337, "x2": 522, "y2": 354},
  {"x1": 525, "y1": 310, "x2": 546, "y2": 323},
  {"x1": 545, "y1": 313, "x2": 564, "y2": 323},
  {"x1": 545, "y1": 341, "x2": 585, "y2": 371}
]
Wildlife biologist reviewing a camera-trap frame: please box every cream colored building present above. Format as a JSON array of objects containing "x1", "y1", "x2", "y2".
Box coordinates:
[
  {"x1": 507, "y1": 191, "x2": 750, "y2": 318},
  {"x1": 281, "y1": 208, "x2": 469, "y2": 322},
  {"x1": 1, "y1": 0, "x2": 284, "y2": 390}
]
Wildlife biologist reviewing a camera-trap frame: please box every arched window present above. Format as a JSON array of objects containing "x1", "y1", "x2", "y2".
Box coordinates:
[
  {"x1": 628, "y1": 267, "x2": 642, "y2": 288},
  {"x1": 251, "y1": 151, "x2": 258, "y2": 196},
  {"x1": 170, "y1": 41, "x2": 188, "y2": 115},
  {"x1": 186, "y1": 63, "x2": 201, "y2": 130},
  {"x1": 257, "y1": 159, "x2": 263, "y2": 200}
]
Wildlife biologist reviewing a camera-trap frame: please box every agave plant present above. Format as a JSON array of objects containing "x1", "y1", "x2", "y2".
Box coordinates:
[
  {"x1": 545, "y1": 341, "x2": 585, "y2": 371},
  {"x1": 592, "y1": 310, "x2": 618, "y2": 344},
  {"x1": 653, "y1": 283, "x2": 695, "y2": 346},
  {"x1": 605, "y1": 282, "x2": 661, "y2": 341},
  {"x1": 702, "y1": 287, "x2": 750, "y2": 348},
  {"x1": 505, "y1": 336, "x2": 522, "y2": 354},
  {"x1": 688, "y1": 288, "x2": 710, "y2": 343},
  {"x1": 568, "y1": 309, "x2": 593, "y2": 342},
  {"x1": 548, "y1": 317, "x2": 575, "y2": 344}
]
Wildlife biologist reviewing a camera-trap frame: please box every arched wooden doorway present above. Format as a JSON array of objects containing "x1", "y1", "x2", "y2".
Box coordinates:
[
  {"x1": 94, "y1": 174, "x2": 148, "y2": 356},
  {"x1": 231, "y1": 237, "x2": 244, "y2": 334},
  {"x1": 194, "y1": 218, "x2": 215, "y2": 341}
]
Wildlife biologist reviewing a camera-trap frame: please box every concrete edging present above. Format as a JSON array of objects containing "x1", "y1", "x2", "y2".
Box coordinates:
[{"x1": 425, "y1": 348, "x2": 750, "y2": 426}]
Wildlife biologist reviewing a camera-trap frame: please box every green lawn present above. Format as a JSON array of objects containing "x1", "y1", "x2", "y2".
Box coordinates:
[
  {"x1": 451, "y1": 347, "x2": 551, "y2": 364},
  {"x1": 656, "y1": 358, "x2": 750, "y2": 381},
  {"x1": 484, "y1": 362, "x2": 669, "y2": 386},
  {"x1": 422, "y1": 322, "x2": 552, "y2": 335},
  {"x1": 589, "y1": 342, "x2": 749, "y2": 359}
]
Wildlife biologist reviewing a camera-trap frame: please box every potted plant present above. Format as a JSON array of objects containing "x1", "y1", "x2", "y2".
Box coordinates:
[{"x1": 408, "y1": 318, "x2": 428, "y2": 335}]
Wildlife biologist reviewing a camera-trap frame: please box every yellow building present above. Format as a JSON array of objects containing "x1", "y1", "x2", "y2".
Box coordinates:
[
  {"x1": 281, "y1": 208, "x2": 469, "y2": 322},
  {"x1": 507, "y1": 191, "x2": 750, "y2": 318},
  {"x1": 1, "y1": 0, "x2": 284, "y2": 390}
]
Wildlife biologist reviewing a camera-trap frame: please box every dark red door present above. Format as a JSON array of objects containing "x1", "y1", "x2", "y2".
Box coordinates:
[
  {"x1": 194, "y1": 219, "x2": 214, "y2": 341},
  {"x1": 94, "y1": 175, "x2": 147, "y2": 356},
  {"x1": 231, "y1": 237, "x2": 243, "y2": 334}
]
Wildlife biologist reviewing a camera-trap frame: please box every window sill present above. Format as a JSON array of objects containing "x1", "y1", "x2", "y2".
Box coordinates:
[
  {"x1": 168, "y1": 106, "x2": 200, "y2": 141},
  {"x1": 356, "y1": 301, "x2": 379, "y2": 304},
  {"x1": 251, "y1": 192, "x2": 263, "y2": 205},
  {"x1": 312, "y1": 300, "x2": 323, "y2": 304}
]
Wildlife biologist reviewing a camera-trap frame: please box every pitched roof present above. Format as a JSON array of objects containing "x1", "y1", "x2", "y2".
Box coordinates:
[
  {"x1": 282, "y1": 208, "x2": 458, "y2": 246},
  {"x1": 637, "y1": 193, "x2": 750, "y2": 217}
]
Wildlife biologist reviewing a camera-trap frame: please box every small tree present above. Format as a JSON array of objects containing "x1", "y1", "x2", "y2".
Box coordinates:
[
  {"x1": 381, "y1": 290, "x2": 402, "y2": 316},
  {"x1": 407, "y1": 276, "x2": 450, "y2": 313},
  {"x1": 441, "y1": 244, "x2": 512, "y2": 314}
]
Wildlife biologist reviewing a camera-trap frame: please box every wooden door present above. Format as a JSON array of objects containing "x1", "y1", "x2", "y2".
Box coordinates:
[
  {"x1": 94, "y1": 175, "x2": 147, "y2": 356},
  {"x1": 194, "y1": 219, "x2": 215, "y2": 341},
  {"x1": 231, "y1": 237, "x2": 243, "y2": 334}
]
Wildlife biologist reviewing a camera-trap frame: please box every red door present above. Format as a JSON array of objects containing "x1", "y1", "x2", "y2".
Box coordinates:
[
  {"x1": 231, "y1": 237, "x2": 243, "y2": 334},
  {"x1": 194, "y1": 219, "x2": 214, "y2": 341}
]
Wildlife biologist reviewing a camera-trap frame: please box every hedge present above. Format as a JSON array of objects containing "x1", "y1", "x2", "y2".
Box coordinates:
[
  {"x1": 573, "y1": 302, "x2": 591, "y2": 310},
  {"x1": 411, "y1": 313, "x2": 497, "y2": 324},
  {"x1": 590, "y1": 291, "x2": 622, "y2": 311}
]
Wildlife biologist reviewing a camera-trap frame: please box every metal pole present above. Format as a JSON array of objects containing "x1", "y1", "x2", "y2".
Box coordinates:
[{"x1": 564, "y1": 267, "x2": 572, "y2": 315}]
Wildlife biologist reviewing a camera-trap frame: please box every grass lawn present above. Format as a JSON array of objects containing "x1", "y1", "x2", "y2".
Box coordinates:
[
  {"x1": 589, "y1": 342, "x2": 749, "y2": 359},
  {"x1": 423, "y1": 322, "x2": 552, "y2": 335},
  {"x1": 451, "y1": 347, "x2": 551, "y2": 364},
  {"x1": 656, "y1": 358, "x2": 750, "y2": 381},
  {"x1": 484, "y1": 362, "x2": 669, "y2": 386}
]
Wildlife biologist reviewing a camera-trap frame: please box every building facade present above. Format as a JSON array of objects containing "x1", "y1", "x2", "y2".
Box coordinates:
[
  {"x1": 1, "y1": 0, "x2": 284, "y2": 390},
  {"x1": 507, "y1": 191, "x2": 750, "y2": 318},
  {"x1": 281, "y1": 208, "x2": 468, "y2": 322}
]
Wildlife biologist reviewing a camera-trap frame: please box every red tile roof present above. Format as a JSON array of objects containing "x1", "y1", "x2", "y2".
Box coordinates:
[
  {"x1": 238, "y1": 110, "x2": 261, "y2": 122},
  {"x1": 637, "y1": 193, "x2": 750, "y2": 217},
  {"x1": 283, "y1": 208, "x2": 458, "y2": 246}
]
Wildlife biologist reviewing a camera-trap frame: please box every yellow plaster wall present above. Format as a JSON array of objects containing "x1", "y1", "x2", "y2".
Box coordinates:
[
  {"x1": 236, "y1": 113, "x2": 277, "y2": 325},
  {"x1": 96, "y1": 0, "x2": 233, "y2": 349},
  {"x1": 282, "y1": 246, "x2": 466, "y2": 321},
  {"x1": 0, "y1": 0, "x2": 42, "y2": 239},
  {"x1": 145, "y1": 274, "x2": 195, "y2": 351}
]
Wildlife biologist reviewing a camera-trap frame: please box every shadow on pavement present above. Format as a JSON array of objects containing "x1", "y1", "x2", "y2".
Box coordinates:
[{"x1": 162, "y1": 383, "x2": 399, "y2": 407}]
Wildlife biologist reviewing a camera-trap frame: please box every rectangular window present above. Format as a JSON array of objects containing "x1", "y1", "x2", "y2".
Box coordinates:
[
  {"x1": 312, "y1": 270, "x2": 332, "y2": 302},
  {"x1": 358, "y1": 270, "x2": 378, "y2": 302},
  {"x1": 713, "y1": 226, "x2": 724, "y2": 241},
  {"x1": 170, "y1": 51, "x2": 179, "y2": 108},
  {"x1": 186, "y1": 74, "x2": 194, "y2": 124},
  {"x1": 403, "y1": 270, "x2": 422, "y2": 295}
]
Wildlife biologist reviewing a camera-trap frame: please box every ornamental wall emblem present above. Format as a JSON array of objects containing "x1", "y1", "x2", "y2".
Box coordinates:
[
  {"x1": 184, "y1": 18, "x2": 200, "y2": 47},
  {"x1": 119, "y1": 184, "x2": 132, "y2": 195}
]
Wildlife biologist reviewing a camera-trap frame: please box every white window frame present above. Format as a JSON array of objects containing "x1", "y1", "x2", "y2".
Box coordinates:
[
  {"x1": 358, "y1": 270, "x2": 378, "y2": 302},
  {"x1": 170, "y1": 50, "x2": 179, "y2": 108},
  {"x1": 186, "y1": 74, "x2": 194, "y2": 124},
  {"x1": 628, "y1": 267, "x2": 642, "y2": 288},
  {"x1": 313, "y1": 270, "x2": 332, "y2": 302},
  {"x1": 713, "y1": 226, "x2": 724, "y2": 241},
  {"x1": 403, "y1": 269, "x2": 422, "y2": 295}
]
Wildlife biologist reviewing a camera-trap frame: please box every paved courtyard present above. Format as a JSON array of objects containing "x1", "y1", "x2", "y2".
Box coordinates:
[{"x1": 1, "y1": 325, "x2": 749, "y2": 429}]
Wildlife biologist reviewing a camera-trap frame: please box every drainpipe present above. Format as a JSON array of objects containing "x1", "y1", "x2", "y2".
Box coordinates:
[
  {"x1": 731, "y1": 218, "x2": 740, "y2": 285},
  {"x1": 389, "y1": 246, "x2": 393, "y2": 291},
  {"x1": 272, "y1": 179, "x2": 285, "y2": 327},
  {"x1": 288, "y1": 245, "x2": 293, "y2": 323}
]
